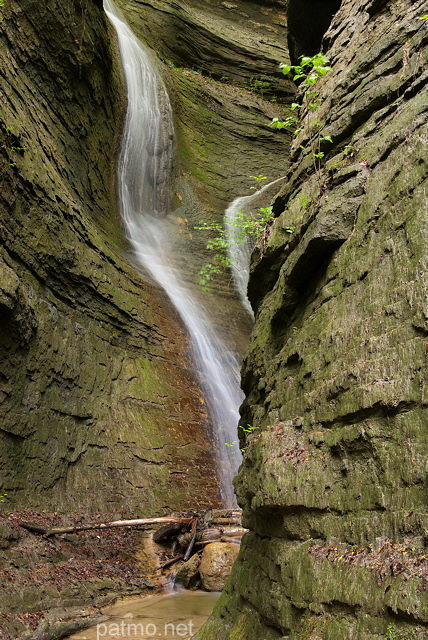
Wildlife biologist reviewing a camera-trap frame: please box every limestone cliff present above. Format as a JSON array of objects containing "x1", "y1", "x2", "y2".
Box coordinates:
[
  {"x1": 0, "y1": 0, "x2": 221, "y2": 512},
  {"x1": 195, "y1": 0, "x2": 428, "y2": 638},
  {"x1": 115, "y1": 0, "x2": 294, "y2": 323},
  {"x1": 0, "y1": 0, "x2": 294, "y2": 513}
]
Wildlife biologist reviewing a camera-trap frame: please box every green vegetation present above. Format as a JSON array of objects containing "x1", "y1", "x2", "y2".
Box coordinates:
[
  {"x1": 270, "y1": 53, "x2": 333, "y2": 170},
  {"x1": 225, "y1": 424, "x2": 261, "y2": 451},
  {"x1": 384, "y1": 624, "x2": 418, "y2": 640},
  {"x1": 245, "y1": 74, "x2": 277, "y2": 97},
  {"x1": 250, "y1": 174, "x2": 268, "y2": 189},
  {"x1": 0, "y1": 0, "x2": 4, "y2": 22},
  {"x1": 3, "y1": 125, "x2": 27, "y2": 167},
  {"x1": 195, "y1": 204, "x2": 275, "y2": 290}
]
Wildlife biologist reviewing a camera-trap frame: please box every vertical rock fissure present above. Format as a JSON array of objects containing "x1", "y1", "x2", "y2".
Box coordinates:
[{"x1": 287, "y1": 0, "x2": 342, "y2": 64}]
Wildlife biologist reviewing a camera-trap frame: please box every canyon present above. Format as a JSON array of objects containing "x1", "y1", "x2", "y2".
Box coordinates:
[{"x1": 0, "y1": 0, "x2": 426, "y2": 638}]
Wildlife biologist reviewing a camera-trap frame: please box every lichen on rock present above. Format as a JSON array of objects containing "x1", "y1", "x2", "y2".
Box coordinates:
[
  {"x1": 195, "y1": 0, "x2": 428, "y2": 637},
  {"x1": 0, "y1": 0, "x2": 221, "y2": 513}
]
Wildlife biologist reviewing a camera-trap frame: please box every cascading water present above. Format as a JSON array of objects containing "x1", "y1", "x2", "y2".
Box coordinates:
[
  {"x1": 104, "y1": 0, "x2": 242, "y2": 507},
  {"x1": 225, "y1": 176, "x2": 287, "y2": 316}
]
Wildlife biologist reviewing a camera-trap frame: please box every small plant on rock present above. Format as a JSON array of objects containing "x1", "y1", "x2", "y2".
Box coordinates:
[
  {"x1": 270, "y1": 53, "x2": 333, "y2": 172},
  {"x1": 384, "y1": 624, "x2": 418, "y2": 640},
  {"x1": 195, "y1": 204, "x2": 275, "y2": 290},
  {"x1": 250, "y1": 174, "x2": 268, "y2": 190}
]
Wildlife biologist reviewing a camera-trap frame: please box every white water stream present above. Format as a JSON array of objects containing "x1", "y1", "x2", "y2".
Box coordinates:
[
  {"x1": 104, "y1": 0, "x2": 243, "y2": 506},
  {"x1": 225, "y1": 176, "x2": 287, "y2": 317}
]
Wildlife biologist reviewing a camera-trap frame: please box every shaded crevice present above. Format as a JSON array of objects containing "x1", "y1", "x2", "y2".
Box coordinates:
[
  {"x1": 287, "y1": 0, "x2": 342, "y2": 65},
  {"x1": 386, "y1": 606, "x2": 428, "y2": 626},
  {"x1": 412, "y1": 324, "x2": 428, "y2": 337},
  {"x1": 270, "y1": 247, "x2": 342, "y2": 338},
  {"x1": 319, "y1": 400, "x2": 421, "y2": 429},
  {"x1": 330, "y1": 434, "x2": 374, "y2": 459},
  {"x1": 0, "y1": 428, "x2": 26, "y2": 442}
]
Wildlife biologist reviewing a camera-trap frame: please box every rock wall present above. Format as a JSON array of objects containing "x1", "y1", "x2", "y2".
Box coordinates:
[
  {"x1": 115, "y1": 0, "x2": 295, "y2": 318},
  {"x1": 0, "y1": 0, "x2": 295, "y2": 513},
  {"x1": 196, "y1": 0, "x2": 428, "y2": 638},
  {"x1": 0, "y1": 0, "x2": 221, "y2": 513}
]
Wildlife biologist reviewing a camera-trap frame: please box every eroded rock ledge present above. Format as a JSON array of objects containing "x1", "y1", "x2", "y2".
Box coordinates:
[
  {"x1": 195, "y1": 0, "x2": 428, "y2": 638},
  {"x1": 0, "y1": 0, "x2": 220, "y2": 512}
]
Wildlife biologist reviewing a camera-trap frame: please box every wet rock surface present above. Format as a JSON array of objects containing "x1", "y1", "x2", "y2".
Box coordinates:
[
  {"x1": 0, "y1": 0, "x2": 220, "y2": 512},
  {"x1": 175, "y1": 552, "x2": 201, "y2": 589},
  {"x1": 115, "y1": 0, "x2": 295, "y2": 341},
  {"x1": 199, "y1": 542, "x2": 240, "y2": 592},
  {"x1": 195, "y1": 0, "x2": 428, "y2": 638}
]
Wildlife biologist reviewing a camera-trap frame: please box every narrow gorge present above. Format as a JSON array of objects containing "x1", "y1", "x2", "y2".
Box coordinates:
[{"x1": 0, "y1": 0, "x2": 427, "y2": 639}]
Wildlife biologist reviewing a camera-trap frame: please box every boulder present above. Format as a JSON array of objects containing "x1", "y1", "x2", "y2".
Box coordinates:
[{"x1": 199, "y1": 542, "x2": 239, "y2": 592}]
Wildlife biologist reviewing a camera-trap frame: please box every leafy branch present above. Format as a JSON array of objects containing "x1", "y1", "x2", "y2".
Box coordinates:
[
  {"x1": 270, "y1": 53, "x2": 333, "y2": 172},
  {"x1": 195, "y1": 202, "x2": 275, "y2": 290},
  {"x1": 225, "y1": 424, "x2": 262, "y2": 452}
]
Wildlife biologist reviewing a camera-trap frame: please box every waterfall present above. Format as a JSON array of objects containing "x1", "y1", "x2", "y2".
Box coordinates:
[
  {"x1": 104, "y1": 0, "x2": 243, "y2": 507},
  {"x1": 225, "y1": 176, "x2": 287, "y2": 316}
]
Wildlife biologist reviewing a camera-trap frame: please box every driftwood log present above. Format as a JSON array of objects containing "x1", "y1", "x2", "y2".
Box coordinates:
[
  {"x1": 18, "y1": 517, "x2": 193, "y2": 537},
  {"x1": 155, "y1": 554, "x2": 184, "y2": 571},
  {"x1": 18, "y1": 510, "x2": 247, "y2": 575},
  {"x1": 152, "y1": 514, "x2": 248, "y2": 572},
  {"x1": 17, "y1": 510, "x2": 247, "y2": 595}
]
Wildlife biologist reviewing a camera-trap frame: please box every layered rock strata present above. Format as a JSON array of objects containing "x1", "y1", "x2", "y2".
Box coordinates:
[
  {"x1": 115, "y1": 0, "x2": 294, "y2": 319},
  {"x1": 0, "y1": 0, "x2": 295, "y2": 512},
  {"x1": 0, "y1": 0, "x2": 220, "y2": 512},
  {"x1": 196, "y1": 0, "x2": 428, "y2": 637}
]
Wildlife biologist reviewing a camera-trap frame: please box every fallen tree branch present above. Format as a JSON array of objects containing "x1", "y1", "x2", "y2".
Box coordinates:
[
  {"x1": 210, "y1": 517, "x2": 241, "y2": 525},
  {"x1": 221, "y1": 536, "x2": 242, "y2": 545},
  {"x1": 19, "y1": 517, "x2": 193, "y2": 537},
  {"x1": 183, "y1": 518, "x2": 198, "y2": 562},
  {"x1": 155, "y1": 554, "x2": 184, "y2": 571}
]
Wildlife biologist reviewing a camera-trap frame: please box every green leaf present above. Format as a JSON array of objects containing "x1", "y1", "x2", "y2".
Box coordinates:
[{"x1": 270, "y1": 118, "x2": 287, "y2": 129}]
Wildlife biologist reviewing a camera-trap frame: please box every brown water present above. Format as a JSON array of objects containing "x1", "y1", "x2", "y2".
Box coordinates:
[{"x1": 70, "y1": 590, "x2": 220, "y2": 640}]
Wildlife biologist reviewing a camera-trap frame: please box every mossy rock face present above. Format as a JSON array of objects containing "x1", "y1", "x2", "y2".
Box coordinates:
[
  {"x1": 0, "y1": 0, "x2": 220, "y2": 513},
  {"x1": 195, "y1": 0, "x2": 428, "y2": 638},
  {"x1": 111, "y1": 0, "x2": 295, "y2": 360},
  {"x1": 115, "y1": 0, "x2": 293, "y2": 97},
  {"x1": 115, "y1": 0, "x2": 295, "y2": 205},
  {"x1": 0, "y1": 0, "x2": 293, "y2": 514}
]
